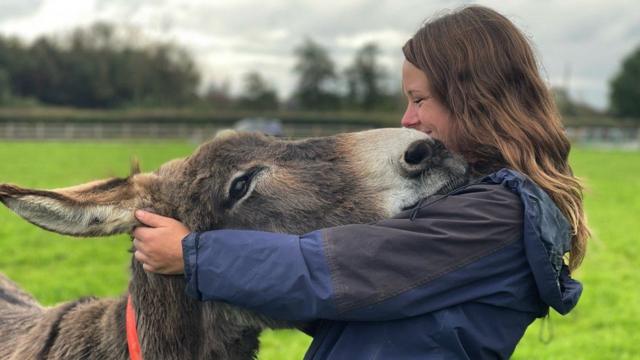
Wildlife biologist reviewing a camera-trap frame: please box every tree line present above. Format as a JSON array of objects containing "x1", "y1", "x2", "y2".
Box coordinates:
[
  {"x1": 0, "y1": 23, "x2": 401, "y2": 112},
  {"x1": 610, "y1": 46, "x2": 640, "y2": 119},
  {"x1": 193, "y1": 37, "x2": 404, "y2": 113},
  {"x1": 0, "y1": 22, "x2": 638, "y2": 120},
  {"x1": 0, "y1": 23, "x2": 199, "y2": 108}
]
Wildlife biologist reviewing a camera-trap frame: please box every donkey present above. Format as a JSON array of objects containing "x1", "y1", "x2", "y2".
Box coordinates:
[{"x1": 0, "y1": 128, "x2": 467, "y2": 359}]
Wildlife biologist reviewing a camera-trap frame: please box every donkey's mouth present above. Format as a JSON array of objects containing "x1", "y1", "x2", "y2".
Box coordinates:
[
  {"x1": 401, "y1": 200, "x2": 422, "y2": 212},
  {"x1": 439, "y1": 172, "x2": 469, "y2": 194},
  {"x1": 400, "y1": 168, "x2": 469, "y2": 212}
]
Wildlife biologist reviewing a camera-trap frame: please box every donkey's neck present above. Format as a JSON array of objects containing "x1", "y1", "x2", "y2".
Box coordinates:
[
  {"x1": 8, "y1": 258, "x2": 264, "y2": 359},
  {"x1": 129, "y1": 259, "x2": 264, "y2": 360}
]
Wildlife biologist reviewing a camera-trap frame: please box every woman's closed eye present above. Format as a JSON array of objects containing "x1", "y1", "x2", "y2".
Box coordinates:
[{"x1": 412, "y1": 96, "x2": 431, "y2": 105}]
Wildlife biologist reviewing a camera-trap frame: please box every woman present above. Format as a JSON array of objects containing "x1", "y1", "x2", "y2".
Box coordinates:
[{"x1": 133, "y1": 5, "x2": 588, "y2": 359}]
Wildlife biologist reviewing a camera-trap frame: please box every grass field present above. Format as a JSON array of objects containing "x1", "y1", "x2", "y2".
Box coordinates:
[{"x1": 0, "y1": 141, "x2": 638, "y2": 359}]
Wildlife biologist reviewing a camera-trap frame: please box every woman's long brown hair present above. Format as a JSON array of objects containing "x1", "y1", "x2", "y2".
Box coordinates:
[{"x1": 403, "y1": 5, "x2": 589, "y2": 271}]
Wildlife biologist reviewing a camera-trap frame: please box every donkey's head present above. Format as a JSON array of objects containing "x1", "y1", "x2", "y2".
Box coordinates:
[{"x1": 0, "y1": 128, "x2": 466, "y2": 237}]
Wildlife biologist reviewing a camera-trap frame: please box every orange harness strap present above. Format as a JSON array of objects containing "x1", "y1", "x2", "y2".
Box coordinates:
[{"x1": 126, "y1": 295, "x2": 143, "y2": 360}]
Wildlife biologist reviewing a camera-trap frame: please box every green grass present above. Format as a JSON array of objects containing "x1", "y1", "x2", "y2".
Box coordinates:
[
  {"x1": 0, "y1": 141, "x2": 638, "y2": 359},
  {"x1": 513, "y1": 149, "x2": 640, "y2": 359}
]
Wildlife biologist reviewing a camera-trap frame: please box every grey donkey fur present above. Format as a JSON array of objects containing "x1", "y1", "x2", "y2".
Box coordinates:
[{"x1": 0, "y1": 128, "x2": 467, "y2": 359}]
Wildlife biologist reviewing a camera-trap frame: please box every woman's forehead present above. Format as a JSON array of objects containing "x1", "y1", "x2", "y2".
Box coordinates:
[{"x1": 402, "y1": 61, "x2": 430, "y2": 93}]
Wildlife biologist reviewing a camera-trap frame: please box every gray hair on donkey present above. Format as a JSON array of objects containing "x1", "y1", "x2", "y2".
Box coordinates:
[{"x1": 0, "y1": 128, "x2": 467, "y2": 359}]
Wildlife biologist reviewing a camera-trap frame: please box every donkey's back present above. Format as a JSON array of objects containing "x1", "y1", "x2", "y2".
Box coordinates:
[
  {"x1": 1, "y1": 272, "x2": 43, "y2": 358},
  {"x1": 0, "y1": 272, "x2": 40, "y2": 310},
  {"x1": 1, "y1": 273, "x2": 128, "y2": 359}
]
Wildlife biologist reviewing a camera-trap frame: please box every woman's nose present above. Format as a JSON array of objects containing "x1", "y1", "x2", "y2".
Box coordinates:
[{"x1": 401, "y1": 104, "x2": 419, "y2": 127}]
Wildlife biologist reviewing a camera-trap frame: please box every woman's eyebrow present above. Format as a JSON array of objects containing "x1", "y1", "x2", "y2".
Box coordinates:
[{"x1": 407, "y1": 90, "x2": 428, "y2": 97}]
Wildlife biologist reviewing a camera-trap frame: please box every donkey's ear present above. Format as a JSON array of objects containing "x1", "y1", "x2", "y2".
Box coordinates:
[{"x1": 0, "y1": 174, "x2": 156, "y2": 237}]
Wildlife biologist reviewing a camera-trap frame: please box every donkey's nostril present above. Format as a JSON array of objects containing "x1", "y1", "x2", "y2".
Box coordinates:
[{"x1": 404, "y1": 141, "x2": 432, "y2": 165}]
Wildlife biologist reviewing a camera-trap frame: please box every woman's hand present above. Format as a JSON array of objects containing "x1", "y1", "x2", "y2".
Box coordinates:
[{"x1": 133, "y1": 210, "x2": 190, "y2": 275}]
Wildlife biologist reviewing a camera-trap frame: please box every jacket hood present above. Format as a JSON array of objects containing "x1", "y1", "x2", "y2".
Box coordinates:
[{"x1": 487, "y1": 169, "x2": 582, "y2": 315}]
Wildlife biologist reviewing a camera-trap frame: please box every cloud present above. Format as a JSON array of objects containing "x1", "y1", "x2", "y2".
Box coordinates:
[
  {"x1": 0, "y1": 0, "x2": 101, "y2": 38},
  {"x1": 0, "y1": 0, "x2": 43, "y2": 22},
  {"x1": 0, "y1": 0, "x2": 638, "y2": 109}
]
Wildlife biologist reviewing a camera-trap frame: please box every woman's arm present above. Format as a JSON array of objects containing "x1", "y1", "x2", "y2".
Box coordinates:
[{"x1": 178, "y1": 182, "x2": 529, "y2": 322}]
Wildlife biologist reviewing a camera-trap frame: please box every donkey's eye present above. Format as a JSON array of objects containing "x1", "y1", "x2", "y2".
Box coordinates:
[
  {"x1": 227, "y1": 167, "x2": 263, "y2": 205},
  {"x1": 229, "y1": 175, "x2": 250, "y2": 200}
]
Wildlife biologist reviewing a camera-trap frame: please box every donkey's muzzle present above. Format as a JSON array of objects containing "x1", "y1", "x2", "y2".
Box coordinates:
[{"x1": 403, "y1": 139, "x2": 446, "y2": 166}]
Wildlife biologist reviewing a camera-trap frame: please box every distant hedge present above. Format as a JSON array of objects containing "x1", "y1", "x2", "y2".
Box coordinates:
[
  {"x1": 0, "y1": 108, "x2": 399, "y2": 127},
  {"x1": 0, "y1": 107, "x2": 634, "y2": 128}
]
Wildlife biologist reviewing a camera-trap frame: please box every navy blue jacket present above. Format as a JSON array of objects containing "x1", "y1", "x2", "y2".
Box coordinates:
[{"x1": 182, "y1": 169, "x2": 582, "y2": 359}]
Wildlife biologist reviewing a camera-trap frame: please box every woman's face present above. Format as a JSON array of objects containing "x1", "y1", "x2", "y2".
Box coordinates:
[{"x1": 401, "y1": 60, "x2": 452, "y2": 147}]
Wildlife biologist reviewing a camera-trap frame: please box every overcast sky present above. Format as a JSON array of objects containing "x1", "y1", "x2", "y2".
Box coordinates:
[{"x1": 0, "y1": 0, "x2": 638, "y2": 110}]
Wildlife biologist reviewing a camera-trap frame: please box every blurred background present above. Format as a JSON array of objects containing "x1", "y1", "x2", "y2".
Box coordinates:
[
  {"x1": 0, "y1": 1, "x2": 638, "y2": 359},
  {"x1": 0, "y1": 0, "x2": 638, "y2": 140}
]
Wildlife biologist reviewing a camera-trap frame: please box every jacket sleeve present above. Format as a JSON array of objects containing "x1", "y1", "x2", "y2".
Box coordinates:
[{"x1": 182, "y1": 183, "x2": 527, "y2": 322}]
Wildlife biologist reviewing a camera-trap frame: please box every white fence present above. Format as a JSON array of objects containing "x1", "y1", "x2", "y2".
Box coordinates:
[
  {"x1": 0, "y1": 121, "x2": 638, "y2": 147},
  {"x1": 0, "y1": 121, "x2": 375, "y2": 141},
  {"x1": 566, "y1": 126, "x2": 639, "y2": 148}
]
